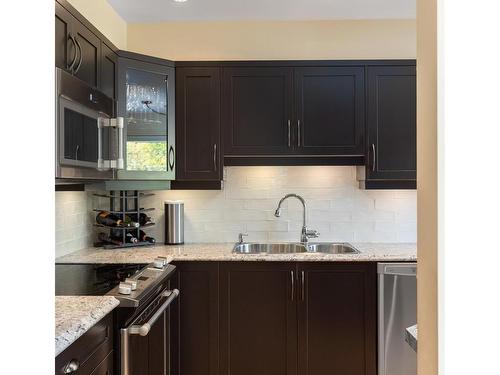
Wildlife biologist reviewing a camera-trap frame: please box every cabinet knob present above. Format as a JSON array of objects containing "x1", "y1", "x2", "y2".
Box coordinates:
[{"x1": 63, "y1": 359, "x2": 79, "y2": 374}]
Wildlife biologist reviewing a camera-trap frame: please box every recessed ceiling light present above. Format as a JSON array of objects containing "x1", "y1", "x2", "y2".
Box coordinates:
[{"x1": 173, "y1": 0, "x2": 188, "y2": 2}]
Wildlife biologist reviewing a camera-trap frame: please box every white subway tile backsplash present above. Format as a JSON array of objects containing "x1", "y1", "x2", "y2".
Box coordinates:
[
  {"x1": 243, "y1": 199, "x2": 283, "y2": 210},
  {"x1": 222, "y1": 209, "x2": 269, "y2": 221},
  {"x1": 310, "y1": 209, "x2": 352, "y2": 222},
  {"x1": 55, "y1": 192, "x2": 92, "y2": 257},
  {"x1": 185, "y1": 209, "x2": 224, "y2": 222},
  {"x1": 151, "y1": 166, "x2": 416, "y2": 244},
  {"x1": 352, "y1": 210, "x2": 396, "y2": 223},
  {"x1": 55, "y1": 167, "x2": 416, "y2": 256},
  {"x1": 247, "y1": 220, "x2": 290, "y2": 232}
]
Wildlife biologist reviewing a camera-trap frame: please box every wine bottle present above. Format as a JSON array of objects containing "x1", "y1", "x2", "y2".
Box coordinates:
[
  {"x1": 138, "y1": 230, "x2": 156, "y2": 244},
  {"x1": 122, "y1": 215, "x2": 140, "y2": 228},
  {"x1": 110, "y1": 232, "x2": 138, "y2": 244},
  {"x1": 96, "y1": 211, "x2": 123, "y2": 227},
  {"x1": 128, "y1": 213, "x2": 152, "y2": 226},
  {"x1": 97, "y1": 232, "x2": 122, "y2": 246},
  {"x1": 96, "y1": 211, "x2": 139, "y2": 228}
]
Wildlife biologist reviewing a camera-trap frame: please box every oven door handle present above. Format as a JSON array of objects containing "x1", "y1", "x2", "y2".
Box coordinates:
[
  {"x1": 121, "y1": 289, "x2": 179, "y2": 375},
  {"x1": 128, "y1": 289, "x2": 179, "y2": 337}
]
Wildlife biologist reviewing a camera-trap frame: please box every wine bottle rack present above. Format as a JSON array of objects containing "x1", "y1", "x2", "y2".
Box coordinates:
[{"x1": 93, "y1": 190, "x2": 156, "y2": 249}]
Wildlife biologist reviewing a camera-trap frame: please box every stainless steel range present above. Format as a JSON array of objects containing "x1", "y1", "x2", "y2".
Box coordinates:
[{"x1": 56, "y1": 258, "x2": 179, "y2": 375}]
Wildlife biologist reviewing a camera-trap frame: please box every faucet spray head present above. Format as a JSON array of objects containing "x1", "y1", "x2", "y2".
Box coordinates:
[{"x1": 274, "y1": 208, "x2": 281, "y2": 217}]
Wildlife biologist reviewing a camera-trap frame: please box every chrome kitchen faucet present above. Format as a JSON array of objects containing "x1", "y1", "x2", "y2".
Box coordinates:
[{"x1": 274, "y1": 194, "x2": 319, "y2": 243}]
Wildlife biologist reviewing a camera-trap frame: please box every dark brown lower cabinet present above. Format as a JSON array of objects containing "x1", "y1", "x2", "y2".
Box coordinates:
[
  {"x1": 90, "y1": 352, "x2": 114, "y2": 375},
  {"x1": 219, "y1": 262, "x2": 298, "y2": 375},
  {"x1": 55, "y1": 313, "x2": 114, "y2": 375},
  {"x1": 173, "y1": 261, "x2": 376, "y2": 375},
  {"x1": 297, "y1": 262, "x2": 377, "y2": 375},
  {"x1": 171, "y1": 262, "x2": 220, "y2": 375}
]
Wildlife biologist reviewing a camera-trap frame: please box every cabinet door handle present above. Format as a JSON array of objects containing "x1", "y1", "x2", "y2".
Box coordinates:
[
  {"x1": 213, "y1": 144, "x2": 217, "y2": 171},
  {"x1": 371, "y1": 143, "x2": 376, "y2": 172},
  {"x1": 73, "y1": 36, "x2": 83, "y2": 73},
  {"x1": 63, "y1": 359, "x2": 79, "y2": 374},
  {"x1": 66, "y1": 33, "x2": 77, "y2": 71},
  {"x1": 297, "y1": 120, "x2": 301, "y2": 147},
  {"x1": 169, "y1": 145, "x2": 175, "y2": 171},
  {"x1": 290, "y1": 270, "x2": 295, "y2": 301},
  {"x1": 287, "y1": 120, "x2": 291, "y2": 147},
  {"x1": 300, "y1": 270, "x2": 305, "y2": 301}
]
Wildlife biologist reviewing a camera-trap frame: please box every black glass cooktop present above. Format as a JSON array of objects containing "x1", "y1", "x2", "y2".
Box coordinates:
[{"x1": 55, "y1": 263, "x2": 146, "y2": 296}]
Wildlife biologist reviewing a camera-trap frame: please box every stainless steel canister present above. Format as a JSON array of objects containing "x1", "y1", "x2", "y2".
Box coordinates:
[{"x1": 164, "y1": 200, "x2": 184, "y2": 244}]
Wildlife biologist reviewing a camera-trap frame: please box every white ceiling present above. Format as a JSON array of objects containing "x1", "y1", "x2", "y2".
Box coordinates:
[{"x1": 107, "y1": 0, "x2": 416, "y2": 23}]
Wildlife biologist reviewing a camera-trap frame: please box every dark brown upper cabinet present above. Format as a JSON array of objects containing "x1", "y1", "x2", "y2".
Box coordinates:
[
  {"x1": 221, "y1": 64, "x2": 365, "y2": 164},
  {"x1": 55, "y1": 2, "x2": 74, "y2": 73},
  {"x1": 219, "y1": 262, "x2": 298, "y2": 375},
  {"x1": 55, "y1": 1, "x2": 115, "y2": 93},
  {"x1": 171, "y1": 262, "x2": 219, "y2": 375},
  {"x1": 297, "y1": 262, "x2": 377, "y2": 375},
  {"x1": 176, "y1": 67, "x2": 222, "y2": 181},
  {"x1": 360, "y1": 65, "x2": 416, "y2": 189},
  {"x1": 222, "y1": 67, "x2": 294, "y2": 156},
  {"x1": 294, "y1": 67, "x2": 365, "y2": 157},
  {"x1": 101, "y1": 42, "x2": 118, "y2": 100},
  {"x1": 71, "y1": 20, "x2": 100, "y2": 88},
  {"x1": 55, "y1": 2, "x2": 100, "y2": 88}
]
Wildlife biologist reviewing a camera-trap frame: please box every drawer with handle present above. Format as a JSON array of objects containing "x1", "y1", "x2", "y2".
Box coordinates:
[{"x1": 55, "y1": 313, "x2": 113, "y2": 375}]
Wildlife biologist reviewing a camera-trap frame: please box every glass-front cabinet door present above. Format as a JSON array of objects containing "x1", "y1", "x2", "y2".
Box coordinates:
[{"x1": 117, "y1": 56, "x2": 175, "y2": 180}]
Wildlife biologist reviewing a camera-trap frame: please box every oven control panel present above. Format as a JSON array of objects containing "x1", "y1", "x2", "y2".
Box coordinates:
[{"x1": 109, "y1": 258, "x2": 175, "y2": 306}]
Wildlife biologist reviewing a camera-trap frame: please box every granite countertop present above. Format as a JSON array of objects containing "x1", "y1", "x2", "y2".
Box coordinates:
[
  {"x1": 405, "y1": 324, "x2": 418, "y2": 352},
  {"x1": 55, "y1": 296, "x2": 119, "y2": 356},
  {"x1": 56, "y1": 242, "x2": 416, "y2": 264},
  {"x1": 54, "y1": 243, "x2": 415, "y2": 356}
]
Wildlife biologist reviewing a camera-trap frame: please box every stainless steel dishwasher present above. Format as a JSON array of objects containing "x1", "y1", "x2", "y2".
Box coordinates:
[{"x1": 378, "y1": 262, "x2": 417, "y2": 375}]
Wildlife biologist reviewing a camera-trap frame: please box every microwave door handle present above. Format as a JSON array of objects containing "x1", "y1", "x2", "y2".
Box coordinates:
[
  {"x1": 97, "y1": 117, "x2": 109, "y2": 170},
  {"x1": 114, "y1": 117, "x2": 124, "y2": 170},
  {"x1": 120, "y1": 289, "x2": 179, "y2": 375},
  {"x1": 97, "y1": 118, "x2": 104, "y2": 170},
  {"x1": 75, "y1": 144, "x2": 79, "y2": 160}
]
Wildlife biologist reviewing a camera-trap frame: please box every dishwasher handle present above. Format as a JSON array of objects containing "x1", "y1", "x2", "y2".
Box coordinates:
[{"x1": 378, "y1": 262, "x2": 416, "y2": 276}]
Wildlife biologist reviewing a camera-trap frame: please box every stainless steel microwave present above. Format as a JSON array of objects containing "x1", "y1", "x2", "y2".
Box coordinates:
[{"x1": 55, "y1": 68, "x2": 124, "y2": 181}]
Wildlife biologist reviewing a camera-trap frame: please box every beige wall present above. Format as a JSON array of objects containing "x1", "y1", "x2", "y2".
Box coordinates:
[
  {"x1": 417, "y1": 0, "x2": 438, "y2": 374},
  {"x1": 127, "y1": 19, "x2": 416, "y2": 61},
  {"x1": 67, "y1": 0, "x2": 127, "y2": 49}
]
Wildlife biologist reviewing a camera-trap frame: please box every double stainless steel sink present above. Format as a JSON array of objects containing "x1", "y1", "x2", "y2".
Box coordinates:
[
  {"x1": 232, "y1": 242, "x2": 360, "y2": 255},
  {"x1": 232, "y1": 194, "x2": 360, "y2": 256}
]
